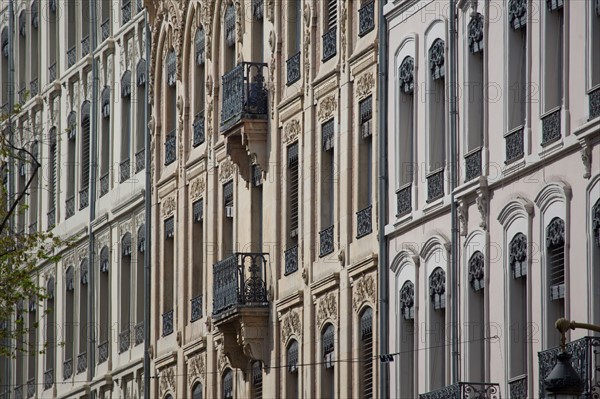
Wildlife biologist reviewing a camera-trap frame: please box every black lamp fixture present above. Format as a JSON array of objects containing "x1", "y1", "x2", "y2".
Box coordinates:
[{"x1": 544, "y1": 350, "x2": 584, "y2": 398}]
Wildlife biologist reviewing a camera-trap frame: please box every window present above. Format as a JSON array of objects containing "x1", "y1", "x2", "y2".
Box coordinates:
[
  {"x1": 546, "y1": 217, "x2": 565, "y2": 348},
  {"x1": 27, "y1": 296, "x2": 36, "y2": 387},
  {"x1": 80, "y1": 102, "x2": 91, "y2": 210},
  {"x1": 223, "y1": 368, "x2": 233, "y2": 399},
  {"x1": 360, "y1": 308, "x2": 374, "y2": 399},
  {"x1": 163, "y1": 217, "x2": 175, "y2": 318},
  {"x1": 322, "y1": 0, "x2": 337, "y2": 61},
  {"x1": 251, "y1": 0, "x2": 264, "y2": 62},
  {"x1": 100, "y1": 0, "x2": 111, "y2": 41},
  {"x1": 29, "y1": 140, "x2": 39, "y2": 232},
  {"x1": 136, "y1": 225, "x2": 145, "y2": 336},
  {"x1": 508, "y1": 233, "x2": 528, "y2": 378},
  {"x1": 398, "y1": 280, "x2": 415, "y2": 397},
  {"x1": 465, "y1": 13, "x2": 484, "y2": 181},
  {"x1": 191, "y1": 200, "x2": 203, "y2": 322},
  {"x1": 120, "y1": 233, "x2": 132, "y2": 351},
  {"x1": 79, "y1": 259, "x2": 88, "y2": 373},
  {"x1": 64, "y1": 266, "x2": 75, "y2": 379},
  {"x1": 322, "y1": 324, "x2": 335, "y2": 398},
  {"x1": 30, "y1": 0, "x2": 39, "y2": 96},
  {"x1": 67, "y1": 1, "x2": 76, "y2": 67},
  {"x1": 287, "y1": 0, "x2": 302, "y2": 57},
  {"x1": 467, "y1": 251, "x2": 485, "y2": 381},
  {"x1": 1, "y1": 28, "x2": 8, "y2": 104},
  {"x1": 192, "y1": 383, "x2": 202, "y2": 399},
  {"x1": 100, "y1": 87, "x2": 111, "y2": 193},
  {"x1": 224, "y1": 5, "x2": 236, "y2": 71},
  {"x1": 252, "y1": 361, "x2": 263, "y2": 399},
  {"x1": 45, "y1": 278, "x2": 55, "y2": 389},
  {"x1": 590, "y1": 1, "x2": 600, "y2": 120},
  {"x1": 66, "y1": 111, "x2": 77, "y2": 215},
  {"x1": 428, "y1": 267, "x2": 446, "y2": 390},
  {"x1": 286, "y1": 143, "x2": 299, "y2": 273},
  {"x1": 165, "y1": 50, "x2": 177, "y2": 165},
  {"x1": 99, "y1": 246, "x2": 110, "y2": 359},
  {"x1": 223, "y1": 181, "x2": 234, "y2": 256},
  {"x1": 18, "y1": 11, "x2": 26, "y2": 97},
  {"x1": 398, "y1": 55, "x2": 415, "y2": 190},
  {"x1": 321, "y1": 119, "x2": 334, "y2": 228},
  {"x1": 286, "y1": 340, "x2": 299, "y2": 397},
  {"x1": 193, "y1": 29, "x2": 206, "y2": 148},
  {"x1": 357, "y1": 96, "x2": 373, "y2": 238},
  {"x1": 428, "y1": 38, "x2": 446, "y2": 173},
  {"x1": 136, "y1": 59, "x2": 147, "y2": 169},
  {"x1": 121, "y1": 71, "x2": 132, "y2": 181}
]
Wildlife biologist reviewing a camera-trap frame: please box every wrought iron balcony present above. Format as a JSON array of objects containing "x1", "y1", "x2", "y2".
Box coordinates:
[
  {"x1": 212, "y1": 253, "x2": 269, "y2": 316},
  {"x1": 79, "y1": 187, "x2": 89, "y2": 210},
  {"x1": 101, "y1": 19, "x2": 110, "y2": 42},
  {"x1": 426, "y1": 169, "x2": 445, "y2": 202},
  {"x1": 589, "y1": 86, "x2": 600, "y2": 121},
  {"x1": 508, "y1": 374, "x2": 527, "y2": 399},
  {"x1": 286, "y1": 51, "x2": 301, "y2": 86},
  {"x1": 538, "y1": 335, "x2": 600, "y2": 398},
  {"x1": 322, "y1": 26, "x2": 337, "y2": 62},
  {"x1": 18, "y1": 86, "x2": 26, "y2": 104},
  {"x1": 136, "y1": 0, "x2": 143, "y2": 13},
  {"x1": 49, "y1": 62, "x2": 57, "y2": 82},
  {"x1": 66, "y1": 196, "x2": 75, "y2": 218},
  {"x1": 464, "y1": 147, "x2": 482, "y2": 182},
  {"x1": 162, "y1": 309, "x2": 174, "y2": 336},
  {"x1": 43, "y1": 369, "x2": 53, "y2": 390},
  {"x1": 220, "y1": 62, "x2": 268, "y2": 132},
  {"x1": 541, "y1": 109, "x2": 561, "y2": 146},
  {"x1": 319, "y1": 225, "x2": 334, "y2": 257},
  {"x1": 29, "y1": 221, "x2": 37, "y2": 234},
  {"x1": 119, "y1": 329, "x2": 130, "y2": 353},
  {"x1": 505, "y1": 127, "x2": 524, "y2": 164},
  {"x1": 164, "y1": 129, "x2": 176, "y2": 165},
  {"x1": 419, "y1": 382, "x2": 500, "y2": 399},
  {"x1": 122, "y1": 1, "x2": 132, "y2": 25},
  {"x1": 98, "y1": 341, "x2": 108, "y2": 364},
  {"x1": 193, "y1": 110, "x2": 205, "y2": 147},
  {"x1": 81, "y1": 35, "x2": 90, "y2": 57},
  {"x1": 356, "y1": 205, "x2": 372, "y2": 238},
  {"x1": 76, "y1": 352, "x2": 87, "y2": 374},
  {"x1": 358, "y1": 0, "x2": 375, "y2": 37},
  {"x1": 67, "y1": 45, "x2": 76, "y2": 69},
  {"x1": 99, "y1": 172, "x2": 109, "y2": 197},
  {"x1": 135, "y1": 149, "x2": 145, "y2": 173},
  {"x1": 0, "y1": 102, "x2": 7, "y2": 116},
  {"x1": 284, "y1": 245, "x2": 298, "y2": 275},
  {"x1": 26, "y1": 378, "x2": 34, "y2": 398},
  {"x1": 14, "y1": 385, "x2": 22, "y2": 399},
  {"x1": 134, "y1": 321, "x2": 144, "y2": 346},
  {"x1": 191, "y1": 295, "x2": 203, "y2": 322},
  {"x1": 396, "y1": 184, "x2": 412, "y2": 216},
  {"x1": 63, "y1": 358, "x2": 73, "y2": 380},
  {"x1": 30, "y1": 78, "x2": 38, "y2": 97},
  {"x1": 120, "y1": 158, "x2": 130, "y2": 182}
]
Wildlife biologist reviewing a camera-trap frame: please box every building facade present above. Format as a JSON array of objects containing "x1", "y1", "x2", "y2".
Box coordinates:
[
  {"x1": 146, "y1": 0, "x2": 380, "y2": 397},
  {"x1": 385, "y1": 0, "x2": 600, "y2": 398},
  {"x1": 0, "y1": 0, "x2": 149, "y2": 398}
]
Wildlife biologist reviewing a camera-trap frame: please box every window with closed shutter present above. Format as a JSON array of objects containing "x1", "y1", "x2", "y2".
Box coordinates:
[
  {"x1": 288, "y1": 143, "x2": 299, "y2": 239},
  {"x1": 360, "y1": 308, "x2": 373, "y2": 399},
  {"x1": 327, "y1": 0, "x2": 337, "y2": 30},
  {"x1": 546, "y1": 217, "x2": 565, "y2": 300},
  {"x1": 81, "y1": 102, "x2": 91, "y2": 192},
  {"x1": 359, "y1": 96, "x2": 373, "y2": 139},
  {"x1": 49, "y1": 129, "x2": 57, "y2": 211},
  {"x1": 252, "y1": 361, "x2": 263, "y2": 399},
  {"x1": 193, "y1": 199, "x2": 204, "y2": 223},
  {"x1": 165, "y1": 217, "x2": 175, "y2": 239}
]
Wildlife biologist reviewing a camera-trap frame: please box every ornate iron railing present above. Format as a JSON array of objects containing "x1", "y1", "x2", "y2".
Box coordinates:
[
  {"x1": 43, "y1": 369, "x2": 53, "y2": 390},
  {"x1": 120, "y1": 158, "x2": 130, "y2": 182},
  {"x1": 98, "y1": 341, "x2": 109, "y2": 364},
  {"x1": 47, "y1": 208, "x2": 56, "y2": 229},
  {"x1": 135, "y1": 321, "x2": 144, "y2": 346},
  {"x1": 67, "y1": 45, "x2": 76, "y2": 68},
  {"x1": 396, "y1": 184, "x2": 412, "y2": 215},
  {"x1": 119, "y1": 329, "x2": 130, "y2": 353},
  {"x1": 76, "y1": 352, "x2": 87, "y2": 374},
  {"x1": 66, "y1": 195, "x2": 75, "y2": 218},
  {"x1": 505, "y1": 127, "x2": 524, "y2": 164},
  {"x1": 590, "y1": 86, "x2": 600, "y2": 121},
  {"x1": 220, "y1": 62, "x2": 268, "y2": 131},
  {"x1": 322, "y1": 26, "x2": 337, "y2": 61},
  {"x1": 193, "y1": 110, "x2": 205, "y2": 147},
  {"x1": 136, "y1": 0, "x2": 143, "y2": 13},
  {"x1": 541, "y1": 109, "x2": 561, "y2": 145},
  {"x1": 419, "y1": 382, "x2": 500, "y2": 399},
  {"x1": 63, "y1": 358, "x2": 73, "y2": 380},
  {"x1": 212, "y1": 253, "x2": 269, "y2": 316},
  {"x1": 99, "y1": 172, "x2": 109, "y2": 197},
  {"x1": 465, "y1": 147, "x2": 482, "y2": 182},
  {"x1": 101, "y1": 19, "x2": 110, "y2": 41},
  {"x1": 14, "y1": 385, "x2": 22, "y2": 399},
  {"x1": 191, "y1": 295, "x2": 203, "y2": 322},
  {"x1": 49, "y1": 62, "x2": 57, "y2": 82},
  {"x1": 427, "y1": 169, "x2": 445, "y2": 202},
  {"x1": 26, "y1": 378, "x2": 34, "y2": 398},
  {"x1": 81, "y1": 35, "x2": 90, "y2": 56},
  {"x1": 0, "y1": 102, "x2": 8, "y2": 116},
  {"x1": 508, "y1": 374, "x2": 527, "y2": 399},
  {"x1": 29, "y1": 221, "x2": 37, "y2": 234},
  {"x1": 122, "y1": 1, "x2": 132, "y2": 25},
  {"x1": 356, "y1": 205, "x2": 372, "y2": 238},
  {"x1": 319, "y1": 225, "x2": 334, "y2": 257},
  {"x1": 164, "y1": 129, "x2": 176, "y2": 165},
  {"x1": 538, "y1": 336, "x2": 600, "y2": 398},
  {"x1": 30, "y1": 78, "x2": 38, "y2": 97},
  {"x1": 284, "y1": 245, "x2": 298, "y2": 275},
  {"x1": 162, "y1": 309, "x2": 174, "y2": 336},
  {"x1": 79, "y1": 187, "x2": 89, "y2": 210},
  {"x1": 135, "y1": 149, "x2": 145, "y2": 173},
  {"x1": 18, "y1": 86, "x2": 26, "y2": 104},
  {"x1": 286, "y1": 51, "x2": 301, "y2": 85},
  {"x1": 358, "y1": 0, "x2": 375, "y2": 37}
]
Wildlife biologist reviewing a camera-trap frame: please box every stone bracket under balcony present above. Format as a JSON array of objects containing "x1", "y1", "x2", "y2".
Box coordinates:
[{"x1": 223, "y1": 123, "x2": 268, "y2": 182}]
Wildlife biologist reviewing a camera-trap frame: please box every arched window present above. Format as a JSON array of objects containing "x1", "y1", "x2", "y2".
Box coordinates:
[
  {"x1": 191, "y1": 200, "x2": 203, "y2": 322},
  {"x1": 66, "y1": 111, "x2": 77, "y2": 217},
  {"x1": 98, "y1": 246, "x2": 110, "y2": 363},
  {"x1": 30, "y1": 0, "x2": 39, "y2": 96},
  {"x1": 120, "y1": 233, "x2": 132, "y2": 352},
  {"x1": 162, "y1": 217, "x2": 175, "y2": 336},
  {"x1": 428, "y1": 267, "x2": 446, "y2": 389},
  {"x1": 64, "y1": 266, "x2": 75, "y2": 379},
  {"x1": 80, "y1": 101, "x2": 91, "y2": 210},
  {"x1": 397, "y1": 55, "x2": 414, "y2": 215},
  {"x1": 1, "y1": 28, "x2": 8, "y2": 105},
  {"x1": 508, "y1": 232, "x2": 527, "y2": 379},
  {"x1": 322, "y1": 323, "x2": 335, "y2": 398},
  {"x1": 547, "y1": 217, "x2": 565, "y2": 300},
  {"x1": 78, "y1": 259, "x2": 88, "y2": 374},
  {"x1": 192, "y1": 382, "x2": 202, "y2": 399},
  {"x1": 44, "y1": 277, "x2": 55, "y2": 390},
  {"x1": 100, "y1": 86, "x2": 111, "y2": 192},
  {"x1": 593, "y1": 199, "x2": 600, "y2": 248},
  {"x1": 465, "y1": 13, "x2": 484, "y2": 181},
  {"x1": 136, "y1": 224, "x2": 145, "y2": 344},
  {"x1": 223, "y1": 368, "x2": 233, "y2": 399},
  {"x1": 467, "y1": 251, "x2": 485, "y2": 381},
  {"x1": 135, "y1": 59, "x2": 147, "y2": 171},
  {"x1": 427, "y1": 38, "x2": 446, "y2": 202},
  {"x1": 359, "y1": 307, "x2": 373, "y2": 399},
  {"x1": 47, "y1": 128, "x2": 58, "y2": 228},
  {"x1": 398, "y1": 280, "x2": 414, "y2": 397},
  {"x1": 121, "y1": 71, "x2": 132, "y2": 182},
  {"x1": 164, "y1": 50, "x2": 177, "y2": 166},
  {"x1": 286, "y1": 340, "x2": 299, "y2": 397},
  {"x1": 193, "y1": 29, "x2": 206, "y2": 148}
]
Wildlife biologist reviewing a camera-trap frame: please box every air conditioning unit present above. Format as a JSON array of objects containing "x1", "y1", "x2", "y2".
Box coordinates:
[{"x1": 226, "y1": 206, "x2": 234, "y2": 218}]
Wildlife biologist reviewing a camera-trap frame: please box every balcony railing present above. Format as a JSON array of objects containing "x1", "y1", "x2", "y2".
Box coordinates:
[
  {"x1": 14, "y1": 385, "x2": 22, "y2": 399},
  {"x1": 49, "y1": 62, "x2": 57, "y2": 82},
  {"x1": 220, "y1": 62, "x2": 268, "y2": 131},
  {"x1": 18, "y1": 86, "x2": 26, "y2": 104},
  {"x1": 66, "y1": 196, "x2": 75, "y2": 218},
  {"x1": 358, "y1": 0, "x2": 375, "y2": 37},
  {"x1": 101, "y1": 19, "x2": 110, "y2": 42},
  {"x1": 426, "y1": 169, "x2": 444, "y2": 202},
  {"x1": 29, "y1": 221, "x2": 37, "y2": 234},
  {"x1": 322, "y1": 26, "x2": 337, "y2": 61},
  {"x1": 464, "y1": 147, "x2": 482, "y2": 182},
  {"x1": 213, "y1": 253, "x2": 269, "y2": 316},
  {"x1": 122, "y1": 1, "x2": 132, "y2": 25},
  {"x1": 284, "y1": 245, "x2": 298, "y2": 275},
  {"x1": 99, "y1": 172, "x2": 110, "y2": 197},
  {"x1": 26, "y1": 378, "x2": 34, "y2": 398},
  {"x1": 81, "y1": 35, "x2": 90, "y2": 56},
  {"x1": 120, "y1": 158, "x2": 130, "y2": 183},
  {"x1": 505, "y1": 127, "x2": 524, "y2": 164},
  {"x1": 162, "y1": 309, "x2": 174, "y2": 336},
  {"x1": 98, "y1": 341, "x2": 108, "y2": 364},
  {"x1": 136, "y1": 0, "x2": 143, "y2": 13},
  {"x1": 191, "y1": 295, "x2": 203, "y2": 322},
  {"x1": 119, "y1": 329, "x2": 130, "y2": 353},
  {"x1": 30, "y1": 78, "x2": 38, "y2": 97},
  {"x1": 356, "y1": 205, "x2": 372, "y2": 238},
  {"x1": 508, "y1": 374, "x2": 527, "y2": 399},
  {"x1": 79, "y1": 187, "x2": 89, "y2": 210},
  {"x1": 590, "y1": 86, "x2": 600, "y2": 121},
  {"x1": 319, "y1": 225, "x2": 334, "y2": 257},
  {"x1": 164, "y1": 129, "x2": 176, "y2": 165},
  {"x1": 0, "y1": 102, "x2": 7, "y2": 116},
  {"x1": 63, "y1": 358, "x2": 73, "y2": 380},
  {"x1": 396, "y1": 184, "x2": 412, "y2": 216},
  {"x1": 67, "y1": 45, "x2": 76, "y2": 68},
  {"x1": 538, "y1": 336, "x2": 600, "y2": 398},
  {"x1": 135, "y1": 149, "x2": 145, "y2": 173},
  {"x1": 76, "y1": 352, "x2": 87, "y2": 374},
  {"x1": 286, "y1": 51, "x2": 301, "y2": 86},
  {"x1": 419, "y1": 382, "x2": 500, "y2": 399},
  {"x1": 135, "y1": 321, "x2": 144, "y2": 346},
  {"x1": 192, "y1": 110, "x2": 205, "y2": 147},
  {"x1": 43, "y1": 369, "x2": 53, "y2": 390},
  {"x1": 541, "y1": 108, "x2": 561, "y2": 146}
]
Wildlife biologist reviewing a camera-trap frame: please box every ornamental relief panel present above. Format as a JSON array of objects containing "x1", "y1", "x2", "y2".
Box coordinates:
[
  {"x1": 352, "y1": 274, "x2": 376, "y2": 312},
  {"x1": 356, "y1": 72, "x2": 375, "y2": 100},
  {"x1": 281, "y1": 309, "x2": 302, "y2": 343},
  {"x1": 316, "y1": 291, "x2": 338, "y2": 327},
  {"x1": 219, "y1": 158, "x2": 236, "y2": 182},
  {"x1": 158, "y1": 365, "x2": 176, "y2": 398},
  {"x1": 318, "y1": 95, "x2": 338, "y2": 122},
  {"x1": 187, "y1": 353, "x2": 206, "y2": 385},
  {"x1": 303, "y1": 3, "x2": 311, "y2": 96},
  {"x1": 161, "y1": 195, "x2": 177, "y2": 218},
  {"x1": 283, "y1": 119, "x2": 301, "y2": 144},
  {"x1": 190, "y1": 176, "x2": 206, "y2": 200}
]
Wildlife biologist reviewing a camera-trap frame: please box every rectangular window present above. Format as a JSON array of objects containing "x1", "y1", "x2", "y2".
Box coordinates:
[
  {"x1": 287, "y1": 143, "x2": 299, "y2": 239},
  {"x1": 223, "y1": 181, "x2": 234, "y2": 255},
  {"x1": 321, "y1": 120, "x2": 335, "y2": 229}
]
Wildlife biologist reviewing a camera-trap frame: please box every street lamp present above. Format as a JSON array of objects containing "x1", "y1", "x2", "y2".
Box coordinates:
[{"x1": 544, "y1": 318, "x2": 600, "y2": 398}]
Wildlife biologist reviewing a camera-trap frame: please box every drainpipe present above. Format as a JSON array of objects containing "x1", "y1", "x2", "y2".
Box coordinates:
[
  {"x1": 377, "y1": 0, "x2": 389, "y2": 397},
  {"x1": 449, "y1": 0, "x2": 460, "y2": 385},
  {"x1": 87, "y1": 0, "x2": 98, "y2": 389},
  {"x1": 7, "y1": 0, "x2": 14, "y2": 393},
  {"x1": 143, "y1": 11, "x2": 152, "y2": 399}
]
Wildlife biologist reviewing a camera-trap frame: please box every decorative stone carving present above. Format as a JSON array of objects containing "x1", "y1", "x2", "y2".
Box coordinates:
[
  {"x1": 356, "y1": 72, "x2": 375, "y2": 99},
  {"x1": 269, "y1": 30, "x2": 277, "y2": 118},
  {"x1": 476, "y1": 192, "x2": 487, "y2": 230},
  {"x1": 188, "y1": 353, "x2": 206, "y2": 384},
  {"x1": 468, "y1": 13, "x2": 484, "y2": 53},
  {"x1": 581, "y1": 145, "x2": 592, "y2": 179},
  {"x1": 284, "y1": 119, "x2": 301, "y2": 144},
  {"x1": 281, "y1": 310, "x2": 302, "y2": 342},
  {"x1": 399, "y1": 56, "x2": 415, "y2": 94},
  {"x1": 77, "y1": 247, "x2": 88, "y2": 264},
  {"x1": 399, "y1": 281, "x2": 415, "y2": 320},
  {"x1": 429, "y1": 39, "x2": 445, "y2": 80},
  {"x1": 190, "y1": 177, "x2": 205, "y2": 200},
  {"x1": 219, "y1": 159, "x2": 235, "y2": 182},
  {"x1": 458, "y1": 200, "x2": 468, "y2": 236},
  {"x1": 546, "y1": 217, "x2": 565, "y2": 248},
  {"x1": 216, "y1": 342, "x2": 230, "y2": 373},
  {"x1": 340, "y1": 1, "x2": 347, "y2": 72},
  {"x1": 266, "y1": 0, "x2": 274, "y2": 22},
  {"x1": 353, "y1": 274, "x2": 376, "y2": 311},
  {"x1": 318, "y1": 95, "x2": 337, "y2": 122},
  {"x1": 159, "y1": 366, "x2": 176, "y2": 398},
  {"x1": 509, "y1": 233, "x2": 528, "y2": 277},
  {"x1": 429, "y1": 267, "x2": 446, "y2": 310},
  {"x1": 316, "y1": 292, "x2": 337, "y2": 327},
  {"x1": 303, "y1": 3, "x2": 311, "y2": 96},
  {"x1": 63, "y1": 252, "x2": 75, "y2": 270},
  {"x1": 162, "y1": 195, "x2": 176, "y2": 218},
  {"x1": 592, "y1": 199, "x2": 600, "y2": 247},
  {"x1": 468, "y1": 251, "x2": 485, "y2": 291}
]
